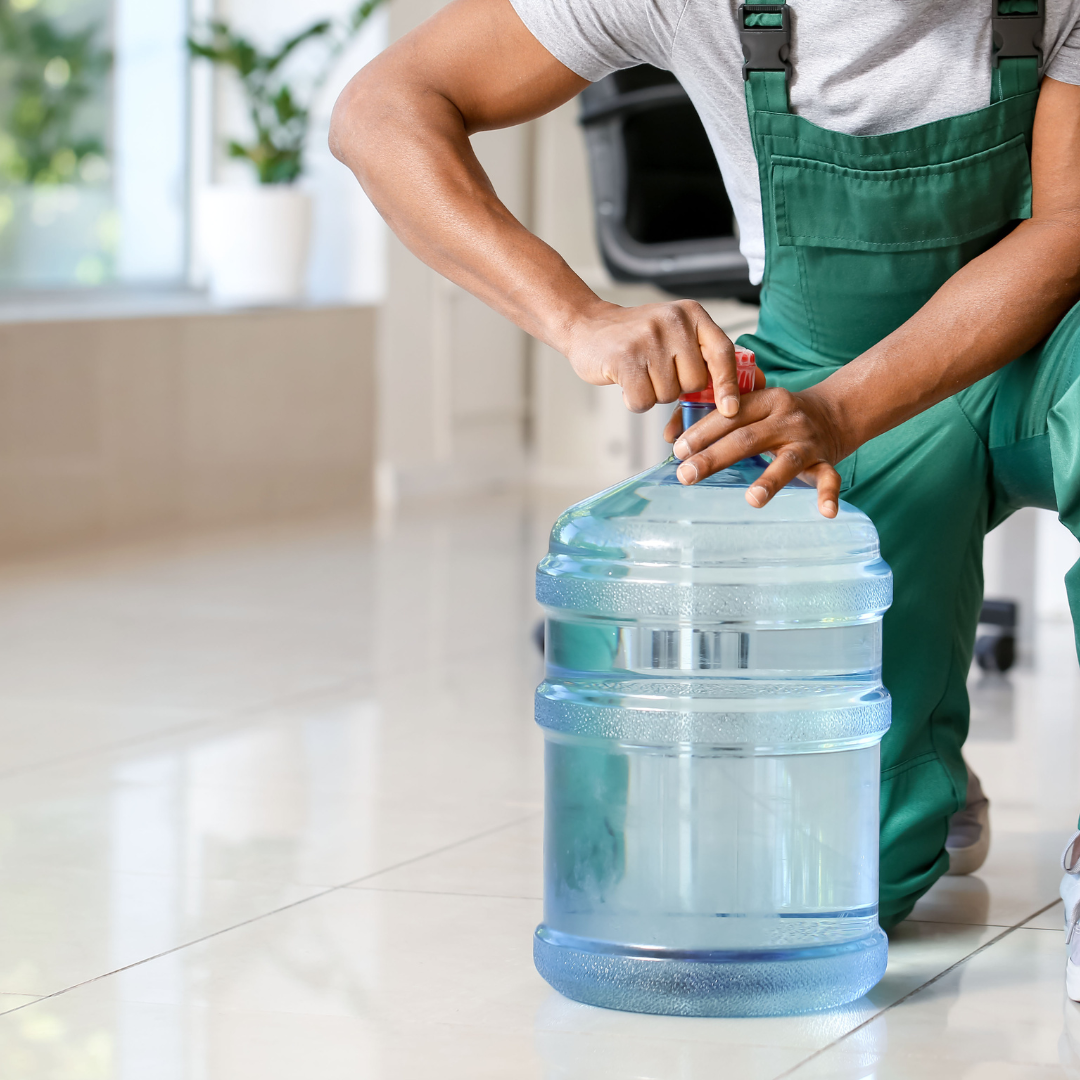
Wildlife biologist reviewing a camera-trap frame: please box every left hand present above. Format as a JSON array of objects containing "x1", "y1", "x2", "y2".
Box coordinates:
[{"x1": 665, "y1": 384, "x2": 848, "y2": 519}]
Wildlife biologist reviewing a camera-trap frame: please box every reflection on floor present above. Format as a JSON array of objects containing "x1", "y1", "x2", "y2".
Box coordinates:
[{"x1": 0, "y1": 490, "x2": 1074, "y2": 1079}]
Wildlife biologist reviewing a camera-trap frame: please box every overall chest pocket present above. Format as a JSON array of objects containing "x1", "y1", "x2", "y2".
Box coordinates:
[
  {"x1": 765, "y1": 135, "x2": 1031, "y2": 359},
  {"x1": 771, "y1": 134, "x2": 1031, "y2": 252}
]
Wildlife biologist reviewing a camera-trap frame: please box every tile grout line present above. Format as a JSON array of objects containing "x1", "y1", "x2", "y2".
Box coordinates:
[
  {"x1": 905, "y1": 907, "x2": 1063, "y2": 930},
  {"x1": 0, "y1": 810, "x2": 541, "y2": 1019},
  {"x1": 771, "y1": 896, "x2": 1063, "y2": 1080},
  {"x1": 351, "y1": 886, "x2": 544, "y2": 901}
]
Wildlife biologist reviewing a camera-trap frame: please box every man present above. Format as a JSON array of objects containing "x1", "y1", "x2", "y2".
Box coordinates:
[{"x1": 330, "y1": 0, "x2": 1080, "y2": 989}]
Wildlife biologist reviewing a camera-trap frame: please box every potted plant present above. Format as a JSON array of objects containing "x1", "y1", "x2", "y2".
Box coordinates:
[{"x1": 188, "y1": 2, "x2": 381, "y2": 305}]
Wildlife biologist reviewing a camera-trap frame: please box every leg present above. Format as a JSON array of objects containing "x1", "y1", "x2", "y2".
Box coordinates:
[
  {"x1": 973, "y1": 297, "x2": 1080, "y2": 650},
  {"x1": 751, "y1": 301, "x2": 1080, "y2": 928},
  {"x1": 746, "y1": 333, "x2": 994, "y2": 929},
  {"x1": 842, "y1": 399, "x2": 991, "y2": 927},
  {"x1": 959, "y1": 298, "x2": 1080, "y2": 995}
]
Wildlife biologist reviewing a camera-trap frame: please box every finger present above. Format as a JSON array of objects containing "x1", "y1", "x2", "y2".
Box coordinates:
[
  {"x1": 648, "y1": 341, "x2": 686, "y2": 405},
  {"x1": 620, "y1": 364, "x2": 658, "y2": 413},
  {"x1": 801, "y1": 462, "x2": 841, "y2": 518},
  {"x1": 675, "y1": 416, "x2": 778, "y2": 484},
  {"x1": 743, "y1": 447, "x2": 811, "y2": 508},
  {"x1": 694, "y1": 309, "x2": 739, "y2": 418},
  {"x1": 663, "y1": 403, "x2": 683, "y2": 444},
  {"x1": 668, "y1": 306, "x2": 710, "y2": 400},
  {"x1": 754, "y1": 367, "x2": 767, "y2": 390},
  {"x1": 673, "y1": 388, "x2": 779, "y2": 462}
]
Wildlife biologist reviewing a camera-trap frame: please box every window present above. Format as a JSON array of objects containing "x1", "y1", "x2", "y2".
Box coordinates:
[{"x1": 0, "y1": 0, "x2": 187, "y2": 289}]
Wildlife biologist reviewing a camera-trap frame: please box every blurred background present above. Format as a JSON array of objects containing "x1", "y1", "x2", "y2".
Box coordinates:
[
  {"x1": 0, "y1": 0, "x2": 769, "y2": 561},
  {"x1": 0, "y1": 0, "x2": 1071, "y2": 641},
  {"x1": 0, "y1": 2, "x2": 1077, "y2": 1076}
]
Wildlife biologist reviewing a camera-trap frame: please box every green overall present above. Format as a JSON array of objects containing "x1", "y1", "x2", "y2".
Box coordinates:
[{"x1": 737, "y1": 1, "x2": 1080, "y2": 925}]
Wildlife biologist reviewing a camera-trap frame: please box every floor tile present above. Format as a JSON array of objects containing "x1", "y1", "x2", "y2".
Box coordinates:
[
  {"x1": 0, "y1": 886, "x2": 1005, "y2": 1080},
  {"x1": 0, "y1": 692, "x2": 540, "y2": 995},
  {"x1": 355, "y1": 812, "x2": 544, "y2": 900},
  {"x1": 1030, "y1": 901, "x2": 1067, "y2": 932},
  {"x1": 0, "y1": 888, "x2": 552, "y2": 1080},
  {"x1": 782, "y1": 926, "x2": 1076, "y2": 1078},
  {"x1": 0, "y1": 491, "x2": 1071, "y2": 1075},
  {"x1": 911, "y1": 829, "x2": 1069, "y2": 928}
]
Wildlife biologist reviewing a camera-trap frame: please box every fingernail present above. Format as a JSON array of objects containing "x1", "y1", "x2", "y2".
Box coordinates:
[
  {"x1": 677, "y1": 461, "x2": 699, "y2": 484},
  {"x1": 822, "y1": 500, "x2": 837, "y2": 517},
  {"x1": 721, "y1": 395, "x2": 739, "y2": 417},
  {"x1": 747, "y1": 485, "x2": 768, "y2": 506},
  {"x1": 673, "y1": 438, "x2": 690, "y2": 460}
]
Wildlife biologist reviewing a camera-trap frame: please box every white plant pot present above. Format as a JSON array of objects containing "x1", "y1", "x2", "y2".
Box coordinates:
[{"x1": 198, "y1": 186, "x2": 312, "y2": 306}]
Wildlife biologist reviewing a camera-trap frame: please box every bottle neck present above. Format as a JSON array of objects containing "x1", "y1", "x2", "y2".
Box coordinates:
[
  {"x1": 681, "y1": 401, "x2": 715, "y2": 431},
  {"x1": 679, "y1": 399, "x2": 771, "y2": 481},
  {"x1": 678, "y1": 348, "x2": 758, "y2": 448}
]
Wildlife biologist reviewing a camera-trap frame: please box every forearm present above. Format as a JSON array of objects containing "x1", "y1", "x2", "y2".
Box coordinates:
[
  {"x1": 329, "y1": 11, "x2": 597, "y2": 351},
  {"x1": 331, "y1": 2, "x2": 750, "y2": 412},
  {"x1": 809, "y1": 77, "x2": 1080, "y2": 459},
  {"x1": 811, "y1": 214, "x2": 1080, "y2": 458}
]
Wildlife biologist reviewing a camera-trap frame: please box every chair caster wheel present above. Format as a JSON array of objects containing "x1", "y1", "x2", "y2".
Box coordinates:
[
  {"x1": 976, "y1": 599, "x2": 1018, "y2": 674},
  {"x1": 975, "y1": 632, "x2": 1015, "y2": 673}
]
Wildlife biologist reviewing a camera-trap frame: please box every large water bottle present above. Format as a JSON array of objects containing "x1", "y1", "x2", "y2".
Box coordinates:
[{"x1": 533, "y1": 350, "x2": 892, "y2": 1017}]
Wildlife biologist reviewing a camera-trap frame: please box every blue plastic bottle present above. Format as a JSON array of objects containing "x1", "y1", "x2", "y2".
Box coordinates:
[{"x1": 533, "y1": 357, "x2": 892, "y2": 1017}]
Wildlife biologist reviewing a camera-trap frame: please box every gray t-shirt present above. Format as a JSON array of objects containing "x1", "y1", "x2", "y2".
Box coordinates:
[{"x1": 510, "y1": 0, "x2": 1080, "y2": 283}]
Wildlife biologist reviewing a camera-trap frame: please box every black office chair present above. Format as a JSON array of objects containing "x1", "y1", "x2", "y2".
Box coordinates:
[{"x1": 579, "y1": 65, "x2": 758, "y2": 302}]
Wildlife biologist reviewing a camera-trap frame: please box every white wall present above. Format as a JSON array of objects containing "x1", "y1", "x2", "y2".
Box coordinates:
[
  {"x1": 1034, "y1": 508, "x2": 1080, "y2": 620},
  {"x1": 372, "y1": 0, "x2": 532, "y2": 506},
  {"x1": 983, "y1": 507, "x2": 1079, "y2": 654}
]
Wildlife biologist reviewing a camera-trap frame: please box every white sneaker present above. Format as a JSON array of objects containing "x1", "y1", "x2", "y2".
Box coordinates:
[
  {"x1": 1062, "y1": 832, "x2": 1080, "y2": 1002},
  {"x1": 945, "y1": 764, "x2": 991, "y2": 876}
]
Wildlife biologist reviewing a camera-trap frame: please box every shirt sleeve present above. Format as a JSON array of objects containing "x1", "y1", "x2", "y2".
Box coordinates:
[
  {"x1": 509, "y1": 0, "x2": 678, "y2": 82},
  {"x1": 1046, "y1": 8, "x2": 1080, "y2": 84}
]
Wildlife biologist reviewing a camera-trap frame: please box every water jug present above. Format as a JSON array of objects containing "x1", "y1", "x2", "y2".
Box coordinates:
[{"x1": 533, "y1": 351, "x2": 892, "y2": 1017}]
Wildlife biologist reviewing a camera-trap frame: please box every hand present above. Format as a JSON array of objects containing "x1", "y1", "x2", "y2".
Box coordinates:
[
  {"x1": 561, "y1": 300, "x2": 745, "y2": 416},
  {"x1": 669, "y1": 385, "x2": 848, "y2": 519}
]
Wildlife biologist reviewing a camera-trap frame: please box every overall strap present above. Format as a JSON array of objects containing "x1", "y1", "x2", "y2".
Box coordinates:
[
  {"x1": 739, "y1": 0, "x2": 1043, "y2": 114},
  {"x1": 991, "y1": 0, "x2": 1044, "y2": 102},
  {"x1": 739, "y1": 1, "x2": 791, "y2": 114}
]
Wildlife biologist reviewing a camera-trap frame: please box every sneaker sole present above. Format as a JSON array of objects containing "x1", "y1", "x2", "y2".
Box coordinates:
[{"x1": 945, "y1": 802, "x2": 990, "y2": 876}]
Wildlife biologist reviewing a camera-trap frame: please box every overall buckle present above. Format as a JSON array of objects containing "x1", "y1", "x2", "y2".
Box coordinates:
[
  {"x1": 738, "y1": 4, "x2": 792, "y2": 82},
  {"x1": 992, "y1": 0, "x2": 1045, "y2": 72}
]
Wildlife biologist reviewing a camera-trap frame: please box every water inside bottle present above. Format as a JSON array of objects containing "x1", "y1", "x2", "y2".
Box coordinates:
[
  {"x1": 535, "y1": 439, "x2": 892, "y2": 1014},
  {"x1": 543, "y1": 736, "x2": 880, "y2": 953}
]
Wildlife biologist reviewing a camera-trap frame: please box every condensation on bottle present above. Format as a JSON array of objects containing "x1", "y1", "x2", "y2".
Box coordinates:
[{"x1": 533, "y1": 348, "x2": 892, "y2": 1017}]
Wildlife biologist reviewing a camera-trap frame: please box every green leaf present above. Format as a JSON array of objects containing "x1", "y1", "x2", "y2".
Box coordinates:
[
  {"x1": 0, "y1": 2, "x2": 113, "y2": 184},
  {"x1": 185, "y1": 1, "x2": 385, "y2": 185},
  {"x1": 187, "y1": 24, "x2": 261, "y2": 77},
  {"x1": 265, "y1": 20, "x2": 331, "y2": 72},
  {"x1": 348, "y1": 0, "x2": 385, "y2": 31}
]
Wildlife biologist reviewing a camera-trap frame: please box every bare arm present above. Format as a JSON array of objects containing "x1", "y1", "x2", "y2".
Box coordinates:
[
  {"x1": 330, "y1": 0, "x2": 751, "y2": 416},
  {"x1": 333, "y1": 2, "x2": 1080, "y2": 517},
  {"x1": 672, "y1": 77, "x2": 1080, "y2": 514}
]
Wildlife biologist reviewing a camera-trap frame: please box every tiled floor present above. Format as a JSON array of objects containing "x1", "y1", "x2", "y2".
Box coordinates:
[{"x1": 0, "y1": 491, "x2": 1075, "y2": 1078}]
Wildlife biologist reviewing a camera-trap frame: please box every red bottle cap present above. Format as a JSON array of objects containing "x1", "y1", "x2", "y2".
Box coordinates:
[{"x1": 680, "y1": 347, "x2": 757, "y2": 402}]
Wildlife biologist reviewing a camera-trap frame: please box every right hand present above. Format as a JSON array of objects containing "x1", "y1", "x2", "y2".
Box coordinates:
[{"x1": 561, "y1": 299, "x2": 745, "y2": 416}]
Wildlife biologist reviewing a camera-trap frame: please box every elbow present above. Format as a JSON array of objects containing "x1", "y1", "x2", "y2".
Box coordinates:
[
  {"x1": 329, "y1": 65, "x2": 394, "y2": 176},
  {"x1": 329, "y1": 73, "x2": 367, "y2": 169}
]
